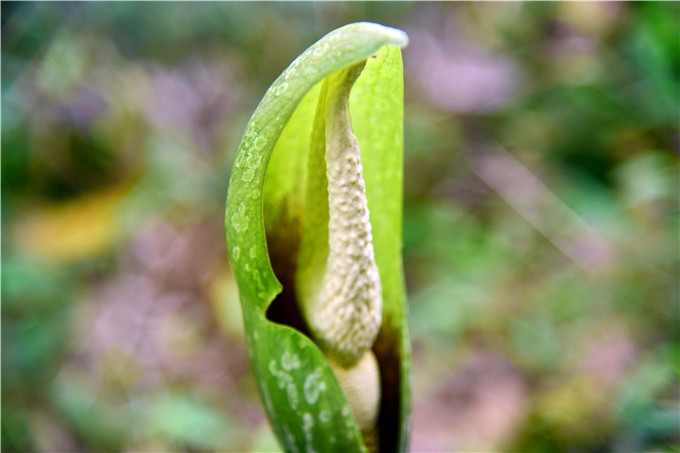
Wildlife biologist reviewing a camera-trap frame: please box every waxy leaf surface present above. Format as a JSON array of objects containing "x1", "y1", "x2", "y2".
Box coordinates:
[{"x1": 225, "y1": 22, "x2": 410, "y2": 453}]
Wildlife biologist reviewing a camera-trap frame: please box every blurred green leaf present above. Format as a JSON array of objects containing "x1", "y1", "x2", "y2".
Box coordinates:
[
  {"x1": 2, "y1": 3, "x2": 678, "y2": 452},
  {"x1": 143, "y1": 392, "x2": 234, "y2": 450},
  {"x1": 614, "y1": 151, "x2": 677, "y2": 208},
  {"x1": 1, "y1": 408, "x2": 36, "y2": 453},
  {"x1": 616, "y1": 346, "x2": 679, "y2": 445},
  {"x1": 624, "y1": 2, "x2": 680, "y2": 125},
  {"x1": 2, "y1": 256, "x2": 74, "y2": 396},
  {"x1": 50, "y1": 371, "x2": 132, "y2": 451},
  {"x1": 510, "y1": 316, "x2": 561, "y2": 371}
]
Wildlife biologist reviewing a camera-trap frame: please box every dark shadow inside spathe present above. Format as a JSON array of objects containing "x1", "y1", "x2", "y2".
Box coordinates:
[{"x1": 263, "y1": 205, "x2": 310, "y2": 338}]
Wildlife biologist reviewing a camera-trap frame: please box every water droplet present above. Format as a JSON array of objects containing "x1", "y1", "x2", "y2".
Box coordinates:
[
  {"x1": 253, "y1": 136, "x2": 267, "y2": 150},
  {"x1": 303, "y1": 369, "x2": 324, "y2": 404},
  {"x1": 302, "y1": 413, "x2": 315, "y2": 453},
  {"x1": 252, "y1": 269, "x2": 263, "y2": 290},
  {"x1": 239, "y1": 130, "x2": 257, "y2": 159},
  {"x1": 313, "y1": 45, "x2": 326, "y2": 57},
  {"x1": 241, "y1": 150, "x2": 263, "y2": 182},
  {"x1": 319, "y1": 410, "x2": 329, "y2": 423},
  {"x1": 288, "y1": 57, "x2": 300, "y2": 72},
  {"x1": 274, "y1": 82, "x2": 288, "y2": 96},
  {"x1": 303, "y1": 412, "x2": 313, "y2": 428},
  {"x1": 285, "y1": 379, "x2": 298, "y2": 410},
  {"x1": 244, "y1": 129, "x2": 256, "y2": 142},
  {"x1": 242, "y1": 168, "x2": 255, "y2": 182},
  {"x1": 232, "y1": 246, "x2": 240, "y2": 261},
  {"x1": 249, "y1": 246, "x2": 258, "y2": 259},
  {"x1": 269, "y1": 360, "x2": 299, "y2": 410},
  {"x1": 230, "y1": 205, "x2": 248, "y2": 233},
  {"x1": 261, "y1": 385, "x2": 273, "y2": 413},
  {"x1": 281, "y1": 351, "x2": 301, "y2": 371},
  {"x1": 283, "y1": 426, "x2": 296, "y2": 452}
]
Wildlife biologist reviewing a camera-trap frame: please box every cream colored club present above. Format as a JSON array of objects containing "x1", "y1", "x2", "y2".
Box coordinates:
[{"x1": 303, "y1": 61, "x2": 383, "y2": 433}]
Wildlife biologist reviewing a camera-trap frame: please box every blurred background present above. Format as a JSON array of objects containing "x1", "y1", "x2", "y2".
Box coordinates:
[{"x1": 2, "y1": 2, "x2": 678, "y2": 452}]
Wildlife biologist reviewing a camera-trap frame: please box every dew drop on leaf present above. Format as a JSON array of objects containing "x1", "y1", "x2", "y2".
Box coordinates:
[
  {"x1": 230, "y1": 205, "x2": 248, "y2": 233},
  {"x1": 274, "y1": 82, "x2": 289, "y2": 96}
]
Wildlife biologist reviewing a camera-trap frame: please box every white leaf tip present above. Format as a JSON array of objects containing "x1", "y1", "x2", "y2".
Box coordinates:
[{"x1": 343, "y1": 22, "x2": 409, "y2": 48}]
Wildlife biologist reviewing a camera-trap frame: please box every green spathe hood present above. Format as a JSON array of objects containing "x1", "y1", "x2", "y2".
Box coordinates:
[{"x1": 225, "y1": 22, "x2": 411, "y2": 453}]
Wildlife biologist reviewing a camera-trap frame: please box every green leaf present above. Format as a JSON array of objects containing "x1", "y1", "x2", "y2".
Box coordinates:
[
  {"x1": 225, "y1": 22, "x2": 410, "y2": 453},
  {"x1": 143, "y1": 392, "x2": 234, "y2": 450}
]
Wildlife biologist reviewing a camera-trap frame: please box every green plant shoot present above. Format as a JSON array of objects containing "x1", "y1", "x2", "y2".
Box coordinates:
[{"x1": 225, "y1": 22, "x2": 410, "y2": 452}]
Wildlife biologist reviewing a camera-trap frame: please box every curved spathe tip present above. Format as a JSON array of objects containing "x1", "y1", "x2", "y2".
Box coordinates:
[{"x1": 339, "y1": 22, "x2": 409, "y2": 48}]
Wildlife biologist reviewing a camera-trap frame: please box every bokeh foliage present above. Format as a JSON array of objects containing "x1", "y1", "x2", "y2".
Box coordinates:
[{"x1": 2, "y1": 2, "x2": 678, "y2": 452}]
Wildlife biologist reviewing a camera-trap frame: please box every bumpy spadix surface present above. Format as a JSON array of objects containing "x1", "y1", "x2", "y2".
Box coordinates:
[{"x1": 305, "y1": 63, "x2": 382, "y2": 368}]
